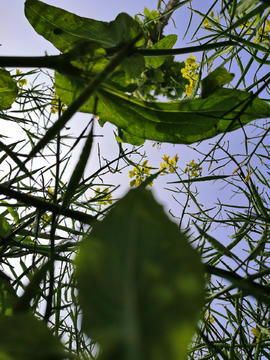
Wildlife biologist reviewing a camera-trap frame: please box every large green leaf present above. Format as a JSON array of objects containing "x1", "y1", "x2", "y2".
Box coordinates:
[
  {"x1": 0, "y1": 312, "x2": 68, "y2": 359},
  {"x1": 75, "y1": 186, "x2": 205, "y2": 360},
  {"x1": 24, "y1": 0, "x2": 144, "y2": 51},
  {"x1": 24, "y1": 0, "x2": 144, "y2": 88},
  {"x1": 55, "y1": 71, "x2": 270, "y2": 144},
  {"x1": 0, "y1": 69, "x2": 18, "y2": 110}
]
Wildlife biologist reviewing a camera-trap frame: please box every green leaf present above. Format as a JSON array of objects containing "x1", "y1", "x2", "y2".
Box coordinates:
[
  {"x1": 24, "y1": 0, "x2": 144, "y2": 90},
  {"x1": 75, "y1": 186, "x2": 205, "y2": 360},
  {"x1": 145, "y1": 35, "x2": 178, "y2": 68},
  {"x1": 24, "y1": 0, "x2": 144, "y2": 52},
  {"x1": 0, "y1": 271, "x2": 17, "y2": 316},
  {"x1": 201, "y1": 67, "x2": 235, "y2": 98},
  {"x1": 121, "y1": 53, "x2": 145, "y2": 79},
  {"x1": 115, "y1": 128, "x2": 145, "y2": 146},
  {"x1": 1, "y1": 201, "x2": 19, "y2": 224},
  {"x1": 0, "y1": 69, "x2": 18, "y2": 110},
  {"x1": 168, "y1": 175, "x2": 232, "y2": 184},
  {"x1": 236, "y1": 0, "x2": 259, "y2": 14},
  {"x1": 0, "y1": 312, "x2": 68, "y2": 359},
  {"x1": 0, "y1": 217, "x2": 11, "y2": 238},
  {"x1": 55, "y1": 73, "x2": 270, "y2": 144}
]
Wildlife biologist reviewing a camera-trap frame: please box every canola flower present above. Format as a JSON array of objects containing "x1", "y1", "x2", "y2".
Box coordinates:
[
  {"x1": 202, "y1": 11, "x2": 219, "y2": 31},
  {"x1": 185, "y1": 159, "x2": 202, "y2": 178},
  {"x1": 253, "y1": 18, "x2": 270, "y2": 44},
  {"x1": 159, "y1": 154, "x2": 178, "y2": 175},
  {"x1": 181, "y1": 54, "x2": 199, "y2": 97},
  {"x1": 204, "y1": 312, "x2": 215, "y2": 324},
  {"x1": 251, "y1": 327, "x2": 266, "y2": 343},
  {"x1": 90, "y1": 188, "x2": 113, "y2": 206},
  {"x1": 129, "y1": 160, "x2": 153, "y2": 187},
  {"x1": 129, "y1": 154, "x2": 179, "y2": 187},
  {"x1": 16, "y1": 69, "x2": 27, "y2": 88},
  {"x1": 51, "y1": 93, "x2": 67, "y2": 114}
]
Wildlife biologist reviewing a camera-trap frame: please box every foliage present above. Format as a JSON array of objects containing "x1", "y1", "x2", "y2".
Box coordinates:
[{"x1": 0, "y1": 0, "x2": 270, "y2": 359}]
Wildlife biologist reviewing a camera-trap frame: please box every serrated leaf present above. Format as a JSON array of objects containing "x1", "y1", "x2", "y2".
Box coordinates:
[
  {"x1": 0, "y1": 69, "x2": 18, "y2": 110},
  {"x1": 75, "y1": 186, "x2": 205, "y2": 360},
  {"x1": 55, "y1": 72, "x2": 270, "y2": 144}
]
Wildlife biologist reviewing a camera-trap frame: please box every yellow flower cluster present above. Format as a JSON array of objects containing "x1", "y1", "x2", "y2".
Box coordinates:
[
  {"x1": 129, "y1": 160, "x2": 153, "y2": 187},
  {"x1": 185, "y1": 159, "x2": 202, "y2": 178},
  {"x1": 159, "y1": 154, "x2": 178, "y2": 175},
  {"x1": 181, "y1": 54, "x2": 199, "y2": 97},
  {"x1": 16, "y1": 69, "x2": 27, "y2": 88},
  {"x1": 251, "y1": 327, "x2": 266, "y2": 343},
  {"x1": 51, "y1": 94, "x2": 67, "y2": 114},
  {"x1": 129, "y1": 154, "x2": 179, "y2": 187},
  {"x1": 90, "y1": 188, "x2": 113, "y2": 206}
]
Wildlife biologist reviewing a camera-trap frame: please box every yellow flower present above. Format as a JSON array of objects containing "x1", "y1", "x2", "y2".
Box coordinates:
[
  {"x1": 186, "y1": 54, "x2": 196, "y2": 66},
  {"x1": 16, "y1": 69, "x2": 27, "y2": 88},
  {"x1": 185, "y1": 159, "x2": 202, "y2": 178},
  {"x1": 129, "y1": 159, "x2": 153, "y2": 187},
  {"x1": 159, "y1": 154, "x2": 178, "y2": 175},
  {"x1": 182, "y1": 55, "x2": 199, "y2": 96},
  {"x1": 204, "y1": 312, "x2": 215, "y2": 323},
  {"x1": 251, "y1": 327, "x2": 266, "y2": 343},
  {"x1": 51, "y1": 94, "x2": 67, "y2": 114},
  {"x1": 202, "y1": 11, "x2": 219, "y2": 31},
  {"x1": 90, "y1": 188, "x2": 113, "y2": 205}
]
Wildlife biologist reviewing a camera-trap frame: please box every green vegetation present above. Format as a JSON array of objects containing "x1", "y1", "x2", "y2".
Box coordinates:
[{"x1": 0, "y1": 0, "x2": 270, "y2": 359}]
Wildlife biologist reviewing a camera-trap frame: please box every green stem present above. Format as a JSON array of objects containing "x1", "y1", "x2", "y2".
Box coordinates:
[
  {"x1": 134, "y1": 40, "x2": 238, "y2": 57},
  {"x1": 0, "y1": 41, "x2": 238, "y2": 73}
]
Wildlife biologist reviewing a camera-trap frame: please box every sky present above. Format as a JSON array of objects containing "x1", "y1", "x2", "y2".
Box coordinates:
[{"x1": 0, "y1": 0, "x2": 266, "y2": 238}]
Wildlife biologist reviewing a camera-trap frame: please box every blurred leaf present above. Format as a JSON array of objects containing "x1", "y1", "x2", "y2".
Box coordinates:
[
  {"x1": 0, "y1": 271, "x2": 17, "y2": 316},
  {"x1": 55, "y1": 72, "x2": 270, "y2": 144},
  {"x1": 0, "y1": 69, "x2": 18, "y2": 110},
  {"x1": 1, "y1": 201, "x2": 19, "y2": 224},
  {"x1": 236, "y1": 0, "x2": 259, "y2": 14},
  {"x1": 0, "y1": 312, "x2": 68, "y2": 359},
  {"x1": 0, "y1": 217, "x2": 11, "y2": 238},
  {"x1": 201, "y1": 67, "x2": 235, "y2": 98},
  {"x1": 75, "y1": 186, "x2": 205, "y2": 360}
]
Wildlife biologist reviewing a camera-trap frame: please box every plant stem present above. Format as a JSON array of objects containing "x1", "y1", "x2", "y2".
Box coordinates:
[{"x1": 0, "y1": 41, "x2": 238, "y2": 73}]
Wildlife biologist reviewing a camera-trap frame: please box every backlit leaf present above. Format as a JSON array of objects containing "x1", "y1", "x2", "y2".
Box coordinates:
[
  {"x1": 0, "y1": 69, "x2": 18, "y2": 110},
  {"x1": 55, "y1": 72, "x2": 270, "y2": 144}
]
